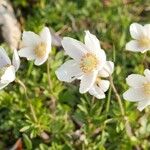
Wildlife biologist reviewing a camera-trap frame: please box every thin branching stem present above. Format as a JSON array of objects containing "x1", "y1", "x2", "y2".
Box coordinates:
[
  {"x1": 16, "y1": 78, "x2": 50, "y2": 141},
  {"x1": 47, "y1": 55, "x2": 56, "y2": 112},
  {"x1": 91, "y1": 96, "x2": 95, "y2": 105},
  {"x1": 15, "y1": 78, "x2": 38, "y2": 123},
  {"x1": 109, "y1": 76, "x2": 141, "y2": 150},
  {"x1": 142, "y1": 51, "x2": 148, "y2": 67},
  {"x1": 109, "y1": 76, "x2": 125, "y2": 116},
  {"x1": 106, "y1": 86, "x2": 112, "y2": 113},
  {"x1": 47, "y1": 55, "x2": 52, "y2": 92}
]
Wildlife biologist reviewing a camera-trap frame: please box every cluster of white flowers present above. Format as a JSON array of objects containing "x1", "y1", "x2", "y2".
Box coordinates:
[
  {"x1": 0, "y1": 22, "x2": 149, "y2": 111},
  {"x1": 0, "y1": 27, "x2": 51, "y2": 88},
  {"x1": 0, "y1": 28, "x2": 114, "y2": 100},
  {"x1": 123, "y1": 23, "x2": 150, "y2": 111}
]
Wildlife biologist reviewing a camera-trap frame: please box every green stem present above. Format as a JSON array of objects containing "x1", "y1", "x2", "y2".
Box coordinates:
[
  {"x1": 46, "y1": 56, "x2": 56, "y2": 112},
  {"x1": 142, "y1": 52, "x2": 148, "y2": 68},
  {"x1": 27, "y1": 61, "x2": 34, "y2": 77},
  {"x1": 16, "y1": 78, "x2": 51, "y2": 140},
  {"x1": 108, "y1": 76, "x2": 141, "y2": 149},
  {"x1": 106, "y1": 86, "x2": 112, "y2": 113},
  {"x1": 91, "y1": 96, "x2": 95, "y2": 105},
  {"x1": 47, "y1": 55, "x2": 53, "y2": 93},
  {"x1": 109, "y1": 76, "x2": 125, "y2": 116},
  {"x1": 16, "y1": 78, "x2": 37, "y2": 123}
]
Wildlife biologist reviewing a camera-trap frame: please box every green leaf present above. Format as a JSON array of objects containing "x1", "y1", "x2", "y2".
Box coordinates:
[
  {"x1": 20, "y1": 126, "x2": 30, "y2": 132},
  {"x1": 23, "y1": 134, "x2": 32, "y2": 150}
]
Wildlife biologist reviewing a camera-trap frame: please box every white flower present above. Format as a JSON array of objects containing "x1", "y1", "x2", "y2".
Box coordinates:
[
  {"x1": 18, "y1": 27, "x2": 51, "y2": 66},
  {"x1": 56, "y1": 31, "x2": 107, "y2": 93},
  {"x1": 126, "y1": 23, "x2": 150, "y2": 53},
  {"x1": 123, "y1": 69, "x2": 150, "y2": 111},
  {"x1": 0, "y1": 47, "x2": 20, "y2": 90},
  {"x1": 88, "y1": 61, "x2": 114, "y2": 99}
]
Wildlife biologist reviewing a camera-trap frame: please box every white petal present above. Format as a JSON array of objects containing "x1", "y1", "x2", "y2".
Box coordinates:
[
  {"x1": 137, "y1": 100, "x2": 150, "y2": 111},
  {"x1": 123, "y1": 88, "x2": 146, "y2": 102},
  {"x1": 126, "y1": 40, "x2": 148, "y2": 52},
  {"x1": 88, "y1": 79, "x2": 109, "y2": 99},
  {"x1": 144, "y1": 69, "x2": 150, "y2": 82},
  {"x1": 0, "y1": 82, "x2": 9, "y2": 90},
  {"x1": 98, "y1": 80, "x2": 110, "y2": 92},
  {"x1": 144, "y1": 24, "x2": 150, "y2": 39},
  {"x1": 98, "y1": 61, "x2": 114, "y2": 77},
  {"x1": 34, "y1": 55, "x2": 48, "y2": 66},
  {"x1": 96, "y1": 49, "x2": 106, "y2": 70},
  {"x1": 12, "y1": 49, "x2": 20, "y2": 71},
  {"x1": 55, "y1": 60, "x2": 82, "y2": 82},
  {"x1": 79, "y1": 71, "x2": 97, "y2": 93},
  {"x1": 130, "y1": 23, "x2": 144, "y2": 39},
  {"x1": 84, "y1": 30, "x2": 101, "y2": 53},
  {"x1": 22, "y1": 31, "x2": 40, "y2": 47},
  {"x1": 1, "y1": 66, "x2": 16, "y2": 83},
  {"x1": 40, "y1": 27, "x2": 52, "y2": 54},
  {"x1": 0, "y1": 47, "x2": 11, "y2": 68},
  {"x1": 18, "y1": 47, "x2": 35, "y2": 60},
  {"x1": 88, "y1": 84, "x2": 105, "y2": 99},
  {"x1": 61, "y1": 37, "x2": 87, "y2": 61},
  {"x1": 126, "y1": 74, "x2": 145, "y2": 88}
]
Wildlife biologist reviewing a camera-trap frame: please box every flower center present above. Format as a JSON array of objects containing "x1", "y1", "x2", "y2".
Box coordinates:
[
  {"x1": 143, "y1": 82, "x2": 150, "y2": 95},
  {"x1": 34, "y1": 42, "x2": 46, "y2": 58},
  {"x1": 138, "y1": 37, "x2": 150, "y2": 47},
  {"x1": 80, "y1": 53, "x2": 98, "y2": 73}
]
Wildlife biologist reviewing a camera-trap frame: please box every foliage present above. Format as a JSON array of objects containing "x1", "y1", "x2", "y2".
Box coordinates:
[{"x1": 0, "y1": 0, "x2": 150, "y2": 149}]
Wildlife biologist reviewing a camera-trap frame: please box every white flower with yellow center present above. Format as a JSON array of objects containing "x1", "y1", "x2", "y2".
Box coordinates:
[
  {"x1": 0, "y1": 47, "x2": 20, "y2": 90},
  {"x1": 18, "y1": 27, "x2": 51, "y2": 66},
  {"x1": 126, "y1": 23, "x2": 150, "y2": 53},
  {"x1": 88, "y1": 61, "x2": 114, "y2": 99},
  {"x1": 123, "y1": 69, "x2": 150, "y2": 111},
  {"x1": 56, "y1": 31, "x2": 107, "y2": 93}
]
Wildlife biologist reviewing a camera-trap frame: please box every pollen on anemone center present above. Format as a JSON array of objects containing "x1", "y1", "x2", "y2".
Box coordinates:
[
  {"x1": 138, "y1": 37, "x2": 150, "y2": 48},
  {"x1": 80, "y1": 53, "x2": 98, "y2": 73},
  {"x1": 34, "y1": 42, "x2": 46, "y2": 58},
  {"x1": 143, "y1": 82, "x2": 150, "y2": 95}
]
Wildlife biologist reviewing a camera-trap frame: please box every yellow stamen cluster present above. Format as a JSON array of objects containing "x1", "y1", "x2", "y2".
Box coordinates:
[
  {"x1": 80, "y1": 53, "x2": 98, "y2": 73},
  {"x1": 34, "y1": 42, "x2": 46, "y2": 58},
  {"x1": 143, "y1": 82, "x2": 150, "y2": 95},
  {"x1": 138, "y1": 37, "x2": 150, "y2": 47}
]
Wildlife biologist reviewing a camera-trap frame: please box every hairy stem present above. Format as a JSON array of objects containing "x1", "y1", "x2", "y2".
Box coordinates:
[
  {"x1": 15, "y1": 78, "x2": 37, "y2": 122},
  {"x1": 106, "y1": 86, "x2": 112, "y2": 113},
  {"x1": 91, "y1": 96, "x2": 95, "y2": 105},
  {"x1": 109, "y1": 76, "x2": 125, "y2": 116},
  {"x1": 47, "y1": 56, "x2": 56, "y2": 112},
  {"x1": 16, "y1": 78, "x2": 50, "y2": 141},
  {"x1": 47, "y1": 56, "x2": 52, "y2": 92},
  {"x1": 109, "y1": 76, "x2": 141, "y2": 149}
]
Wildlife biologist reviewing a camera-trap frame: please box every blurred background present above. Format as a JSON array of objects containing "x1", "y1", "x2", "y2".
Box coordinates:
[{"x1": 0, "y1": 0, "x2": 150, "y2": 149}]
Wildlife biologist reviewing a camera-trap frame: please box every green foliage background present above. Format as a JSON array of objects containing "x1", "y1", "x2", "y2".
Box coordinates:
[{"x1": 0, "y1": 0, "x2": 150, "y2": 149}]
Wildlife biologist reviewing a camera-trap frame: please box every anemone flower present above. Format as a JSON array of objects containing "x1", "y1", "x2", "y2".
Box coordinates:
[
  {"x1": 0, "y1": 47, "x2": 20, "y2": 90},
  {"x1": 123, "y1": 69, "x2": 150, "y2": 111},
  {"x1": 126, "y1": 23, "x2": 150, "y2": 53},
  {"x1": 56, "y1": 31, "x2": 110, "y2": 93},
  {"x1": 18, "y1": 27, "x2": 51, "y2": 66}
]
